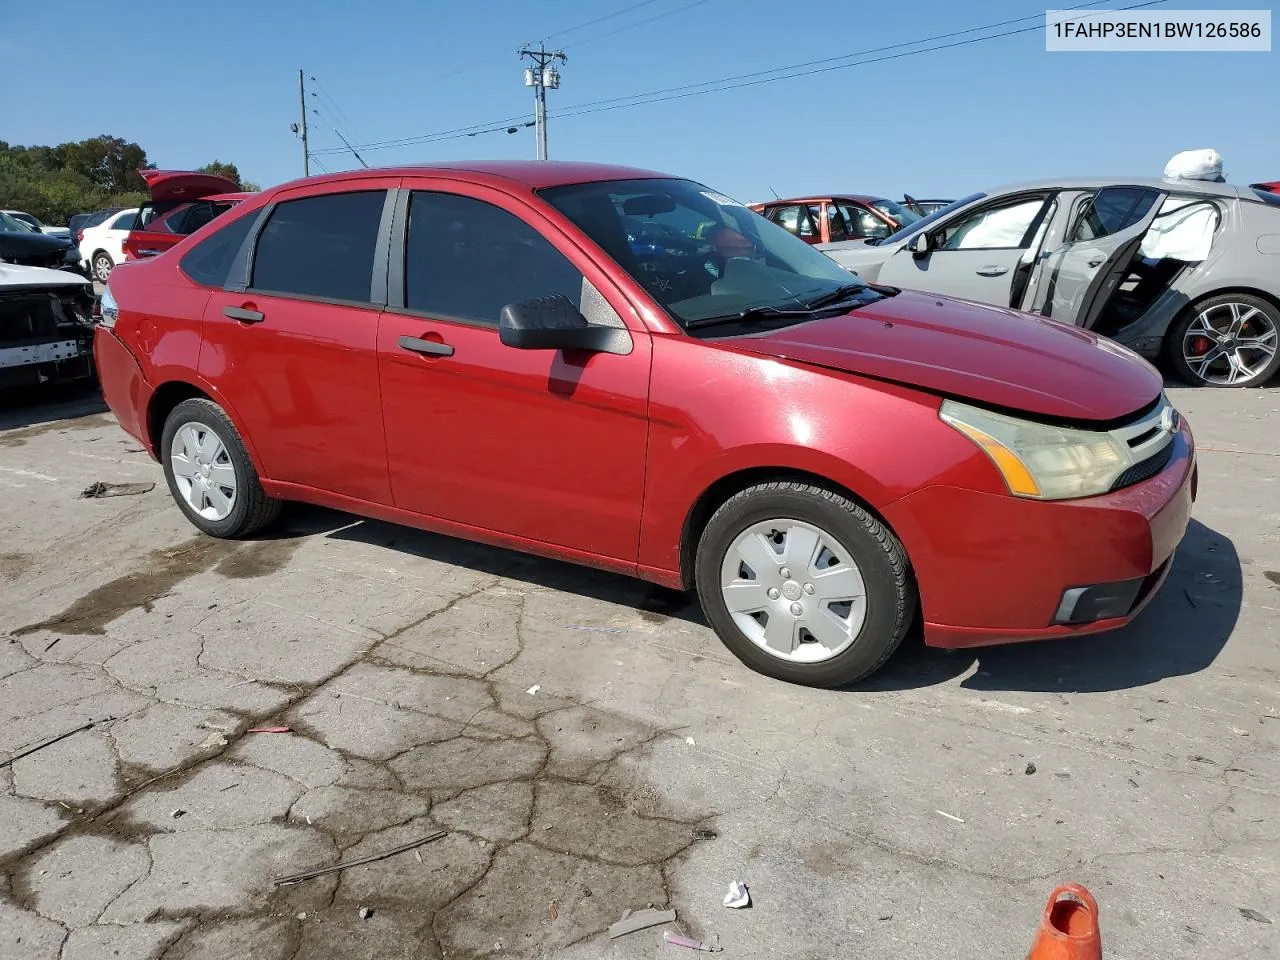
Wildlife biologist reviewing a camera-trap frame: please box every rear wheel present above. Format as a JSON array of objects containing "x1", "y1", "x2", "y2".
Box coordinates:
[
  {"x1": 160, "y1": 398, "x2": 280, "y2": 538},
  {"x1": 92, "y1": 251, "x2": 113, "y2": 282},
  {"x1": 1169, "y1": 294, "x2": 1280, "y2": 387},
  {"x1": 694, "y1": 481, "x2": 916, "y2": 688}
]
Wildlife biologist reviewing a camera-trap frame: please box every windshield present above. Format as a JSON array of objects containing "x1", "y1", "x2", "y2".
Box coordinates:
[
  {"x1": 540, "y1": 178, "x2": 875, "y2": 329},
  {"x1": 870, "y1": 199, "x2": 921, "y2": 227},
  {"x1": 880, "y1": 192, "x2": 986, "y2": 244},
  {"x1": 0, "y1": 212, "x2": 37, "y2": 233}
]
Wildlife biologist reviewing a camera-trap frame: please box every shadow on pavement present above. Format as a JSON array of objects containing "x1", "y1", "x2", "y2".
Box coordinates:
[
  {"x1": 286, "y1": 505, "x2": 708, "y2": 626},
  {"x1": 280, "y1": 507, "x2": 1237, "y2": 694},
  {"x1": 0, "y1": 383, "x2": 107, "y2": 429},
  {"x1": 868, "y1": 518, "x2": 1240, "y2": 694}
]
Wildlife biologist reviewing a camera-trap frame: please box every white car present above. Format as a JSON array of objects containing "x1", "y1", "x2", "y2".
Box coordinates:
[
  {"x1": 1, "y1": 210, "x2": 70, "y2": 239},
  {"x1": 78, "y1": 208, "x2": 138, "y2": 281}
]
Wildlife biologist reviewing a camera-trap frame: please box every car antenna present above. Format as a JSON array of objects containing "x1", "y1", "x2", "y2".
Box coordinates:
[{"x1": 768, "y1": 185, "x2": 781, "y2": 199}]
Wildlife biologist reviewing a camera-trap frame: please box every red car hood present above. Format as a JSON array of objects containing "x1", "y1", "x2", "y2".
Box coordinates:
[
  {"x1": 718, "y1": 291, "x2": 1162, "y2": 422},
  {"x1": 139, "y1": 169, "x2": 239, "y2": 202}
]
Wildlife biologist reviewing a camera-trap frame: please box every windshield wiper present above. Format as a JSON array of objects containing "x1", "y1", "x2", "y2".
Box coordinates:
[
  {"x1": 800, "y1": 282, "x2": 867, "y2": 309},
  {"x1": 685, "y1": 305, "x2": 818, "y2": 330}
]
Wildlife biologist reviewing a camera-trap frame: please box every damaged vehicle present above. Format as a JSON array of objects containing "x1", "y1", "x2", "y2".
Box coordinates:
[
  {"x1": 0, "y1": 264, "x2": 96, "y2": 391},
  {"x1": 0, "y1": 211, "x2": 85, "y2": 276},
  {"x1": 96, "y1": 162, "x2": 1195, "y2": 688},
  {"x1": 822, "y1": 178, "x2": 1280, "y2": 386}
]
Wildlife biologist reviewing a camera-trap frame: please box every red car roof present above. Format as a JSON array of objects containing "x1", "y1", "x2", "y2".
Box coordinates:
[{"x1": 268, "y1": 161, "x2": 675, "y2": 195}]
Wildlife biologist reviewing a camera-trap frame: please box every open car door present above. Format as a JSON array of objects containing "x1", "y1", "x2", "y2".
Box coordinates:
[{"x1": 1030, "y1": 186, "x2": 1163, "y2": 328}]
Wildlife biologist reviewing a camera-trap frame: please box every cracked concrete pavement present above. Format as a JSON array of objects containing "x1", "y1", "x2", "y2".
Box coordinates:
[{"x1": 1, "y1": 384, "x2": 1277, "y2": 959}]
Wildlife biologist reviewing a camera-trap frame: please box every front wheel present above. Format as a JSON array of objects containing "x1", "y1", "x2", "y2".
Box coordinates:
[
  {"x1": 160, "y1": 398, "x2": 281, "y2": 538},
  {"x1": 1168, "y1": 294, "x2": 1280, "y2": 387},
  {"x1": 695, "y1": 481, "x2": 916, "y2": 688}
]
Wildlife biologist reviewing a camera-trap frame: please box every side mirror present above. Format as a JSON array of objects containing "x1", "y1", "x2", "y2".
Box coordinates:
[
  {"x1": 907, "y1": 232, "x2": 932, "y2": 257},
  {"x1": 498, "y1": 295, "x2": 631, "y2": 355}
]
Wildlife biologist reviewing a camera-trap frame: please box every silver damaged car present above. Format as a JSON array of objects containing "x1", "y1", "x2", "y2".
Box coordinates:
[{"x1": 821, "y1": 178, "x2": 1280, "y2": 386}]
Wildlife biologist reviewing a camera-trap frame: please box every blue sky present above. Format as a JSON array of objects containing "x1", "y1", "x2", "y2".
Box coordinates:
[{"x1": 2, "y1": 0, "x2": 1275, "y2": 201}]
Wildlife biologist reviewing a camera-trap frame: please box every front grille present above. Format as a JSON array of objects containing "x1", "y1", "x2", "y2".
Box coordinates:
[{"x1": 1110, "y1": 441, "x2": 1174, "y2": 491}]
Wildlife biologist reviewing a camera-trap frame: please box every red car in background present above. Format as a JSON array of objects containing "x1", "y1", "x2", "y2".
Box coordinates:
[
  {"x1": 95, "y1": 161, "x2": 1195, "y2": 688},
  {"x1": 1252, "y1": 181, "x2": 1280, "y2": 195},
  {"x1": 122, "y1": 169, "x2": 252, "y2": 262},
  {"x1": 749, "y1": 194, "x2": 922, "y2": 244}
]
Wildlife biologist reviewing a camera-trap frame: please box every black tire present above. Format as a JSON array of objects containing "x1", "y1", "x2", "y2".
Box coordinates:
[
  {"x1": 92, "y1": 251, "x2": 113, "y2": 282},
  {"x1": 694, "y1": 481, "x2": 916, "y2": 688},
  {"x1": 1167, "y1": 293, "x2": 1280, "y2": 387},
  {"x1": 160, "y1": 398, "x2": 281, "y2": 538}
]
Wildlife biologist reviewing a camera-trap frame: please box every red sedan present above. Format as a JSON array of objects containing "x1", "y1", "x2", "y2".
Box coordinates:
[
  {"x1": 95, "y1": 162, "x2": 1196, "y2": 687},
  {"x1": 748, "y1": 194, "x2": 922, "y2": 244}
]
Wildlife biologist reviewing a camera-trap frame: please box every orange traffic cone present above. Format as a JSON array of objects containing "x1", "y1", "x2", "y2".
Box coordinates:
[{"x1": 1027, "y1": 884, "x2": 1102, "y2": 960}]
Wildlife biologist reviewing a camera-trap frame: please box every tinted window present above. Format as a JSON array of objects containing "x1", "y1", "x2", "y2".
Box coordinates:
[
  {"x1": 111, "y1": 210, "x2": 137, "y2": 230},
  {"x1": 837, "y1": 202, "x2": 890, "y2": 240},
  {"x1": 939, "y1": 197, "x2": 1046, "y2": 250},
  {"x1": 181, "y1": 210, "x2": 259, "y2": 287},
  {"x1": 1072, "y1": 187, "x2": 1158, "y2": 242},
  {"x1": 252, "y1": 191, "x2": 385, "y2": 302},
  {"x1": 404, "y1": 192, "x2": 583, "y2": 325}
]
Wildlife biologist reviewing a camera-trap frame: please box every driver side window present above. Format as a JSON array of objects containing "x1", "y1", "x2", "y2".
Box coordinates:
[{"x1": 938, "y1": 197, "x2": 1045, "y2": 250}]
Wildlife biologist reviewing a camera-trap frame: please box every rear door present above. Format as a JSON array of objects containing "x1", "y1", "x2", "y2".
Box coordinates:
[
  {"x1": 1028, "y1": 186, "x2": 1163, "y2": 326},
  {"x1": 199, "y1": 180, "x2": 398, "y2": 504},
  {"x1": 875, "y1": 193, "x2": 1052, "y2": 305},
  {"x1": 377, "y1": 182, "x2": 651, "y2": 561}
]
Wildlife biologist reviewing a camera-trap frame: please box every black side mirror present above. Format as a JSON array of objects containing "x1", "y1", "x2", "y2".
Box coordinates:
[
  {"x1": 498, "y1": 295, "x2": 631, "y2": 355},
  {"x1": 907, "y1": 232, "x2": 932, "y2": 257}
]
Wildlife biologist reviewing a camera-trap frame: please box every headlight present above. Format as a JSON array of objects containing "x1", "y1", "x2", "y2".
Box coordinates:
[
  {"x1": 940, "y1": 399, "x2": 1137, "y2": 500},
  {"x1": 99, "y1": 285, "x2": 119, "y2": 329}
]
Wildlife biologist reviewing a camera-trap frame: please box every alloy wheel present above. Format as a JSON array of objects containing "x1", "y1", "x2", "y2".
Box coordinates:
[
  {"x1": 169, "y1": 422, "x2": 238, "y2": 521},
  {"x1": 719, "y1": 518, "x2": 867, "y2": 663},
  {"x1": 1181, "y1": 301, "x2": 1279, "y2": 385}
]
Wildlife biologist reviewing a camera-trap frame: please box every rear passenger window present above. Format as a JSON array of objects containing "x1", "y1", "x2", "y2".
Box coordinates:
[
  {"x1": 1071, "y1": 187, "x2": 1159, "y2": 242},
  {"x1": 181, "y1": 209, "x2": 260, "y2": 288},
  {"x1": 251, "y1": 191, "x2": 385, "y2": 303},
  {"x1": 404, "y1": 192, "x2": 584, "y2": 325}
]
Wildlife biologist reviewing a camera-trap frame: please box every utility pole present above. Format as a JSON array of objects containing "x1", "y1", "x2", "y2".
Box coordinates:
[
  {"x1": 298, "y1": 70, "x2": 310, "y2": 176},
  {"x1": 518, "y1": 45, "x2": 566, "y2": 161}
]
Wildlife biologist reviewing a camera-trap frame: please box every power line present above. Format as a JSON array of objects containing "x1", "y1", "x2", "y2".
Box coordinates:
[
  {"x1": 313, "y1": 0, "x2": 1166, "y2": 157},
  {"x1": 308, "y1": 75, "x2": 364, "y2": 141},
  {"x1": 537, "y1": 0, "x2": 663, "y2": 43},
  {"x1": 555, "y1": 0, "x2": 1114, "y2": 112},
  {"x1": 560, "y1": 0, "x2": 713, "y2": 48}
]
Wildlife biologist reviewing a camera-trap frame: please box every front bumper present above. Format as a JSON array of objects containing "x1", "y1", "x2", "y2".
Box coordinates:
[{"x1": 882, "y1": 421, "x2": 1196, "y2": 649}]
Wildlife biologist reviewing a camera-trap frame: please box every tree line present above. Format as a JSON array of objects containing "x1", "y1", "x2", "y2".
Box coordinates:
[{"x1": 0, "y1": 136, "x2": 259, "y2": 225}]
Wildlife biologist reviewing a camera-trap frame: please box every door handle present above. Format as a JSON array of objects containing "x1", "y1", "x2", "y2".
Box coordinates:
[
  {"x1": 398, "y1": 335, "x2": 454, "y2": 357},
  {"x1": 223, "y1": 305, "x2": 264, "y2": 324},
  {"x1": 976, "y1": 265, "x2": 1009, "y2": 277},
  {"x1": 1087, "y1": 256, "x2": 1105, "y2": 268}
]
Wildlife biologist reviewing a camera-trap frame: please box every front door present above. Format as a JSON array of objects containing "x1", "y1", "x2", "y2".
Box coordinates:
[
  {"x1": 377, "y1": 185, "x2": 651, "y2": 563},
  {"x1": 876, "y1": 194, "x2": 1052, "y2": 306},
  {"x1": 200, "y1": 182, "x2": 398, "y2": 504},
  {"x1": 1027, "y1": 186, "x2": 1164, "y2": 327}
]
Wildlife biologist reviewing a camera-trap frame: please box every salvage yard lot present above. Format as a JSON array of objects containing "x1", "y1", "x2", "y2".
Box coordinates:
[{"x1": 1, "y1": 384, "x2": 1278, "y2": 960}]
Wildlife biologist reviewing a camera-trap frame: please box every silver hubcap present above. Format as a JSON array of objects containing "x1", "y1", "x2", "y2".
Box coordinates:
[
  {"x1": 170, "y1": 422, "x2": 237, "y2": 521},
  {"x1": 1182, "y1": 302, "x2": 1278, "y2": 385},
  {"x1": 95, "y1": 256, "x2": 111, "y2": 280},
  {"x1": 720, "y1": 519, "x2": 867, "y2": 663}
]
